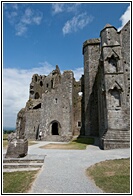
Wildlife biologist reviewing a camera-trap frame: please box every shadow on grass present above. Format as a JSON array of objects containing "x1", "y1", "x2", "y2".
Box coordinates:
[{"x1": 73, "y1": 137, "x2": 95, "y2": 145}]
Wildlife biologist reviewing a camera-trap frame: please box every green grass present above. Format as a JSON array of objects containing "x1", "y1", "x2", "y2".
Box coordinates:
[
  {"x1": 3, "y1": 170, "x2": 39, "y2": 193},
  {"x1": 3, "y1": 140, "x2": 8, "y2": 148},
  {"x1": 3, "y1": 133, "x2": 8, "y2": 140},
  {"x1": 3, "y1": 133, "x2": 8, "y2": 148},
  {"x1": 86, "y1": 158, "x2": 130, "y2": 193},
  {"x1": 3, "y1": 134, "x2": 10, "y2": 148},
  {"x1": 70, "y1": 137, "x2": 94, "y2": 149},
  {"x1": 40, "y1": 137, "x2": 94, "y2": 150}
]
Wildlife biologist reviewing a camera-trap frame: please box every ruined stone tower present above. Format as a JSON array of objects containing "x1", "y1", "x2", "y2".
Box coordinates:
[
  {"x1": 82, "y1": 21, "x2": 130, "y2": 149},
  {"x1": 16, "y1": 65, "x2": 82, "y2": 141}
]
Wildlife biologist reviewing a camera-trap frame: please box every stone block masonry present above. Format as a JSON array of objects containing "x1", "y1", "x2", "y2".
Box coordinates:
[
  {"x1": 82, "y1": 21, "x2": 130, "y2": 149},
  {"x1": 16, "y1": 65, "x2": 82, "y2": 142}
]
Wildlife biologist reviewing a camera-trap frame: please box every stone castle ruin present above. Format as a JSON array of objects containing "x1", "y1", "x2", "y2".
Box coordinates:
[
  {"x1": 16, "y1": 65, "x2": 82, "y2": 142},
  {"x1": 6, "y1": 21, "x2": 130, "y2": 154}
]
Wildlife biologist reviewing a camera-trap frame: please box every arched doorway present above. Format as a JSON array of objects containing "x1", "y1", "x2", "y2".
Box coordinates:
[
  {"x1": 50, "y1": 121, "x2": 61, "y2": 135},
  {"x1": 52, "y1": 122, "x2": 59, "y2": 135}
]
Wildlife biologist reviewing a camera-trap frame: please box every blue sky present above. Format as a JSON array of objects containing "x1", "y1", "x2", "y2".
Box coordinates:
[{"x1": 3, "y1": 2, "x2": 131, "y2": 128}]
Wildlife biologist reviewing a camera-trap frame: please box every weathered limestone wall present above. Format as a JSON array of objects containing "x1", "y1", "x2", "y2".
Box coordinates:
[
  {"x1": 96, "y1": 63, "x2": 107, "y2": 138},
  {"x1": 80, "y1": 75, "x2": 85, "y2": 136},
  {"x1": 25, "y1": 109, "x2": 42, "y2": 139},
  {"x1": 99, "y1": 22, "x2": 130, "y2": 149},
  {"x1": 40, "y1": 89, "x2": 71, "y2": 137},
  {"x1": 120, "y1": 21, "x2": 130, "y2": 129},
  {"x1": 29, "y1": 65, "x2": 61, "y2": 99},
  {"x1": 83, "y1": 39, "x2": 100, "y2": 136},
  {"x1": 82, "y1": 21, "x2": 130, "y2": 149},
  {"x1": 21, "y1": 66, "x2": 79, "y2": 142},
  {"x1": 73, "y1": 80, "x2": 82, "y2": 135},
  {"x1": 30, "y1": 74, "x2": 46, "y2": 99}
]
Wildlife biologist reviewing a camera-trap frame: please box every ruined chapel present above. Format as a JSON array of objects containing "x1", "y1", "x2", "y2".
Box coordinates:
[{"x1": 16, "y1": 21, "x2": 130, "y2": 149}]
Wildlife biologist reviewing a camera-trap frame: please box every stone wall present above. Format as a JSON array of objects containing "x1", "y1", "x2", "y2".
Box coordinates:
[
  {"x1": 83, "y1": 21, "x2": 130, "y2": 149},
  {"x1": 17, "y1": 66, "x2": 81, "y2": 141},
  {"x1": 120, "y1": 21, "x2": 130, "y2": 129},
  {"x1": 83, "y1": 38, "x2": 100, "y2": 136},
  {"x1": 100, "y1": 22, "x2": 130, "y2": 149},
  {"x1": 73, "y1": 79, "x2": 82, "y2": 135}
]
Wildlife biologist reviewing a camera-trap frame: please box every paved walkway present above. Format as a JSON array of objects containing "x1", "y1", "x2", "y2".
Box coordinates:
[{"x1": 26, "y1": 141, "x2": 130, "y2": 194}]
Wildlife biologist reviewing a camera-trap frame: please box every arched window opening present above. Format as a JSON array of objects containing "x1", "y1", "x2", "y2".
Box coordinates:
[
  {"x1": 108, "y1": 55, "x2": 118, "y2": 72},
  {"x1": 30, "y1": 90, "x2": 34, "y2": 95},
  {"x1": 30, "y1": 84, "x2": 34, "y2": 89},
  {"x1": 55, "y1": 98, "x2": 57, "y2": 103},
  {"x1": 40, "y1": 81, "x2": 43, "y2": 87},
  {"x1": 35, "y1": 76, "x2": 37, "y2": 82},
  {"x1": 51, "y1": 79, "x2": 53, "y2": 88},
  {"x1": 35, "y1": 92, "x2": 40, "y2": 99},
  {"x1": 78, "y1": 121, "x2": 81, "y2": 127}
]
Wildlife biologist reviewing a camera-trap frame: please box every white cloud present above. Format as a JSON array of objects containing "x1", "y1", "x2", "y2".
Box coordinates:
[
  {"x1": 33, "y1": 15, "x2": 43, "y2": 25},
  {"x1": 21, "y1": 8, "x2": 33, "y2": 24},
  {"x1": 118, "y1": 5, "x2": 130, "y2": 31},
  {"x1": 12, "y1": 3, "x2": 18, "y2": 10},
  {"x1": 72, "y1": 67, "x2": 83, "y2": 81},
  {"x1": 52, "y1": 3, "x2": 64, "y2": 14},
  {"x1": 67, "y1": 3, "x2": 81, "y2": 13},
  {"x1": 3, "y1": 63, "x2": 83, "y2": 128},
  {"x1": 62, "y1": 12, "x2": 93, "y2": 35},
  {"x1": 15, "y1": 23, "x2": 27, "y2": 36},
  {"x1": 5, "y1": 9, "x2": 18, "y2": 25},
  {"x1": 6, "y1": 10, "x2": 18, "y2": 19},
  {"x1": 52, "y1": 3, "x2": 81, "y2": 14},
  {"x1": 16, "y1": 8, "x2": 43, "y2": 36},
  {"x1": 3, "y1": 62, "x2": 54, "y2": 128},
  {"x1": 4, "y1": 4, "x2": 43, "y2": 36}
]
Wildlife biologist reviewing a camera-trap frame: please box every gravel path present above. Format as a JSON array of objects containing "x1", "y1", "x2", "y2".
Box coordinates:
[{"x1": 28, "y1": 142, "x2": 130, "y2": 194}]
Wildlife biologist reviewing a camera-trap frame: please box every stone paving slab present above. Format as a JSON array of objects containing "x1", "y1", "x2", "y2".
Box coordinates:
[
  {"x1": 3, "y1": 154, "x2": 45, "y2": 172},
  {"x1": 3, "y1": 154, "x2": 45, "y2": 161},
  {"x1": 3, "y1": 168, "x2": 40, "y2": 172}
]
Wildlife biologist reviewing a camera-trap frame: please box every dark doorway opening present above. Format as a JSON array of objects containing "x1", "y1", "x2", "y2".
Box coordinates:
[{"x1": 52, "y1": 122, "x2": 59, "y2": 135}]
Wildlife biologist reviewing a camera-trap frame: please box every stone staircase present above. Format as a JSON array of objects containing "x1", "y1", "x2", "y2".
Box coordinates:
[{"x1": 3, "y1": 154, "x2": 45, "y2": 172}]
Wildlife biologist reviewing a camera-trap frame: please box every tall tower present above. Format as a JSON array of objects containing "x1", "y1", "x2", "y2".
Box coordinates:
[
  {"x1": 100, "y1": 23, "x2": 130, "y2": 149},
  {"x1": 82, "y1": 38, "x2": 100, "y2": 136}
]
